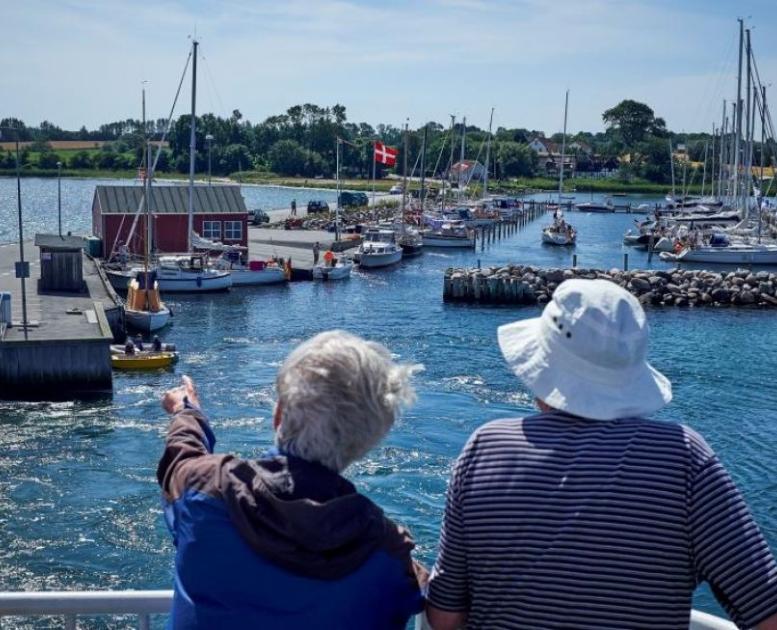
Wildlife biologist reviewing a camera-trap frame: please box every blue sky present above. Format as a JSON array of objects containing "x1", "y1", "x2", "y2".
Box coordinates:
[{"x1": 2, "y1": 0, "x2": 776, "y2": 135}]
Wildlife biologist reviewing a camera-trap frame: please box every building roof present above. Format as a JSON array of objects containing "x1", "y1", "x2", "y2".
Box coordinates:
[
  {"x1": 450, "y1": 160, "x2": 483, "y2": 173},
  {"x1": 34, "y1": 233, "x2": 86, "y2": 250},
  {"x1": 94, "y1": 184, "x2": 248, "y2": 216}
]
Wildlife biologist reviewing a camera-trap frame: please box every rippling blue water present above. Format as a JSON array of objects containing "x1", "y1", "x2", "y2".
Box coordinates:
[{"x1": 1, "y1": 178, "x2": 775, "y2": 624}]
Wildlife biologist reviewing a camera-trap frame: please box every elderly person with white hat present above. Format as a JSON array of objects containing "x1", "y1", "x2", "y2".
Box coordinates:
[
  {"x1": 158, "y1": 330, "x2": 426, "y2": 629},
  {"x1": 426, "y1": 280, "x2": 777, "y2": 630}
]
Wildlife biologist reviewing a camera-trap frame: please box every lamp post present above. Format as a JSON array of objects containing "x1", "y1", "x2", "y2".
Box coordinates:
[
  {"x1": 0, "y1": 126, "x2": 30, "y2": 340},
  {"x1": 56, "y1": 161, "x2": 62, "y2": 237},
  {"x1": 205, "y1": 134, "x2": 214, "y2": 186}
]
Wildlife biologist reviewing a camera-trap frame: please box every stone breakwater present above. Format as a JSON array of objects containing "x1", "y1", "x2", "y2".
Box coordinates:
[{"x1": 443, "y1": 265, "x2": 777, "y2": 308}]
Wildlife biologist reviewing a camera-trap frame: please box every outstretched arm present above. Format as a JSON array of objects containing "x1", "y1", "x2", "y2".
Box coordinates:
[{"x1": 157, "y1": 376, "x2": 216, "y2": 498}]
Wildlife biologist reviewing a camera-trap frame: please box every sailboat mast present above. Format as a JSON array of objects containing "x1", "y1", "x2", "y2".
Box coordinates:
[
  {"x1": 718, "y1": 101, "x2": 726, "y2": 199},
  {"x1": 401, "y1": 121, "x2": 409, "y2": 233},
  {"x1": 700, "y1": 140, "x2": 708, "y2": 197},
  {"x1": 669, "y1": 140, "x2": 676, "y2": 198},
  {"x1": 187, "y1": 39, "x2": 198, "y2": 254},
  {"x1": 442, "y1": 115, "x2": 455, "y2": 211},
  {"x1": 143, "y1": 85, "x2": 150, "y2": 276},
  {"x1": 335, "y1": 138, "x2": 341, "y2": 242},
  {"x1": 743, "y1": 28, "x2": 752, "y2": 216},
  {"x1": 733, "y1": 19, "x2": 744, "y2": 206},
  {"x1": 558, "y1": 90, "x2": 569, "y2": 200},
  {"x1": 483, "y1": 107, "x2": 494, "y2": 198},
  {"x1": 458, "y1": 116, "x2": 466, "y2": 196},
  {"x1": 419, "y1": 124, "x2": 428, "y2": 209}
]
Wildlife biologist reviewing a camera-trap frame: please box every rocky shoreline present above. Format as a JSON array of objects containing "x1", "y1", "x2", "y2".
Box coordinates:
[{"x1": 443, "y1": 265, "x2": 777, "y2": 308}]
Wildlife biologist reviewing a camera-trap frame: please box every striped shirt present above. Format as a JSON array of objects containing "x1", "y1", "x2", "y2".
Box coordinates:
[{"x1": 428, "y1": 413, "x2": 777, "y2": 629}]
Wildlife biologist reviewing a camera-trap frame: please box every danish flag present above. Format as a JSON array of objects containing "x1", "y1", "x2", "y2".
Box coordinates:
[{"x1": 374, "y1": 141, "x2": 398, "y2": 167}]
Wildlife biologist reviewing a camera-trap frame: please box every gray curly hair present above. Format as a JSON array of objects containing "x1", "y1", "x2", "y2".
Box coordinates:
[{"x1": 275, "y1": 330, "x2": 421, "y2": 471}]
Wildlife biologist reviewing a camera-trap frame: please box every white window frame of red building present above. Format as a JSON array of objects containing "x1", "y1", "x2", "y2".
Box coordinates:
[
  {"x1": 224, "y1": 220, "x2": 243, "y2": 241},
  {"x1": 203, "y1": 220, "x2": 222, "y2": 239}
]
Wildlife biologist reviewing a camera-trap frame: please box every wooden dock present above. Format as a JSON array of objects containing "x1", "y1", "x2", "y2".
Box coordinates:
[{"x1": 0, "y1": 241, "x2": 122, "y2": 399}]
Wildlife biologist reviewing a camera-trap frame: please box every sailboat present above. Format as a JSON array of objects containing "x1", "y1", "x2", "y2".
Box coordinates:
[
  {"x1": 542, "y1": 90, "x2": 577, "y2": 246},
  {"x1": 105, "y1": 40, "x2": 231, "y2": 293},
  {"x1": 123, "y1": 88, "x2": 171, "y2": 332},
  {"x1": 397, "y1": 123, "x2": 423, "y2": 257},
  {"x1": 312, "y1": 138, "x2": 354, "y2": 280}
]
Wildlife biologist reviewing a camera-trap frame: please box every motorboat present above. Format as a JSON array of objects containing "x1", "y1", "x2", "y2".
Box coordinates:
[
  {"x1": 422, "y1": 220, "x2": 476, "y2": 248},
  {"x1": 541, "y1": 213, "x2": 576, "y2": 246},
  {"x1": 356, "y1": 229, "x2": 403, "y2": 268},
  {"x1": 576, "y1": 199, "x2": 614, "y2": 213},
  {"x1": 398, "y1": 228, "x2": 424, "y2": 257},
  {"x1": 212, "y1": 250, "x2": 288, "y2": 286},
  {"x1": 312, "y1": 256, "x2": 353, "y2": 280},
  {"x1": 111, "y1": 351, "x2": 177, "y2": 370},
  {"x1": 124, "y1": 271, "x2": 171, "y2": 332}
]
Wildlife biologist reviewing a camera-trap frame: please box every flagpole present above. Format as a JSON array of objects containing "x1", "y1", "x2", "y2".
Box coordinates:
[{"x1": 371, "y1": 139, "x2": 376, "y2": 216}]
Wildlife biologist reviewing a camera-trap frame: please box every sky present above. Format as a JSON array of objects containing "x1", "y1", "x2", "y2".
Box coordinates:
[{"x1": 2, "y1": 0, "x2": 777, "y2": 136}]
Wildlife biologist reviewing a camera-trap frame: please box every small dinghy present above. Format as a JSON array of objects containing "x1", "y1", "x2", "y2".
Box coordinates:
[{"x1": 111, "y1": 352, "x2": 178, "y2": 370}]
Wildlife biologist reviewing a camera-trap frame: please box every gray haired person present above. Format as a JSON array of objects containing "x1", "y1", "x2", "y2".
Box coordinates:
[
  {"x1": 427, "y1": 279, "x2": 777, "y2": 630},
  {"x1": 158, "y1": 330, "x2": 426, "y2": 628}
]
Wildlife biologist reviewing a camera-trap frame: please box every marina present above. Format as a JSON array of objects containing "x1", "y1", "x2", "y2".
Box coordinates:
[{"x1": 2, "y1": 6, "x2": 777, "y2": 626}]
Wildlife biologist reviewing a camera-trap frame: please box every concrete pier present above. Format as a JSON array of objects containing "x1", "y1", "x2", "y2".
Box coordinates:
[{"x1": 0, "y1": 241, "x2": 121, "y2": 399}]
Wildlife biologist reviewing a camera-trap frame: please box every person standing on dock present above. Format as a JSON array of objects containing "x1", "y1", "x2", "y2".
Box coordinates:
[
  {"x1": 313, "y1": 241, "x2": 321, "y2": 265},
  {"x1": 157, "y1": 331, "x2": 426, "y2": 629},
  {"x1": 290, "y1": 198, "x2": 297, "y2": 216},
  {"x1": 427, "y1": 280, "x2": 777, "y2": 630}
]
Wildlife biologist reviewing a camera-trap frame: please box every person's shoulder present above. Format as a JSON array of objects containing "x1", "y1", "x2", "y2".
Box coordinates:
[{"x1": 622, "y1": 416, "x2": 716, "y2": 464}]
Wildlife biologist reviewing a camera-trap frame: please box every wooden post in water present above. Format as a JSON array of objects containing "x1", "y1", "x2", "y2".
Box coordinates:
[
  {"x1": 647, "y1": 233, "x2": 655, "y2": 264},
  {"x1": 623, "y1": 252, "x2": 629, "y2": 271},
  {"x1": 572, "y1": 253, "x2": 577, "y2": 268}
]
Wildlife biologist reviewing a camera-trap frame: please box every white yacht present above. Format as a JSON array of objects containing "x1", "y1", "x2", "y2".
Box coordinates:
[
  {"x1": 356, "y1": 229, "x2": 403, "y2": 268},
  {"x1": 542, "y1": 214, "x2": 577, "y2": 246},
  {"x1": 212, "y1": 250, "x2": 287, "y2": 286},
  {"x1": 422, "y1": 220, "x2": 476, "y2": 248}
]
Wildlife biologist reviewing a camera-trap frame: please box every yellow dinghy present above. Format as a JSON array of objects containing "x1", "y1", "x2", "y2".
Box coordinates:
[{"x1": 111, "y1": 352, "x2": 177, "y2": 371}]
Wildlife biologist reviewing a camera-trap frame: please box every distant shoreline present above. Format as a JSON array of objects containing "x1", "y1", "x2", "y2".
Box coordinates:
[{"x1": 0, "y1": 169, "x2": 696, "y2": 196}]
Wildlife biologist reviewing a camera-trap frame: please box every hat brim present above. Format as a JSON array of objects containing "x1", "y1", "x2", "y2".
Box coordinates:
[{"x1": 497, "y1": 317, "x2": 672, "y2": 421}]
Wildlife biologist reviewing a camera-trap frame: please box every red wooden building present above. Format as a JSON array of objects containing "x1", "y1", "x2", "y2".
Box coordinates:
[{"x1": 92, "y1": 184, "x2": 249, "y2": 258}]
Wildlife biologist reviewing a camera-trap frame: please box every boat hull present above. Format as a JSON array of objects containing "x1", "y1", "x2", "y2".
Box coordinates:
[
  {"x1": 312, "y1": 262, "x2": 353, "y2": 280},
  {"x1": 576, "y1": 203, "x2": 614, "y2": 213},
  {"x1": 111, "y1": 352, "x2": 177, "y2": 370},
  {"x1": 422, "y1": 235, "x2": 475, "y2": 248},
  {"x1": 542, "y1": 231, "x2": 576, "y2": 246},
  {"x1": 156, "y1": 272, "x2": 232, "y2": 292},
  {"x1": 358, "y1": 249, "x2": 403, "y2": 268},
  {"x1": 674, "y1": 246, "x2": 777, "y2": 264},
  {"x1": 227, "y1": 268, "x2": 286, "y2": 286},
  {"x1": 400, "y1": 243, "x2": 424, "y2": 257},
  {"x1": 125, "y1": 307, "x2": 171, "y2": 332}
]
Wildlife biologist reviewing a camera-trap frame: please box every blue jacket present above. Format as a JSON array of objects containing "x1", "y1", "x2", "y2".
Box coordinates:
[{"x1": 157, "y1": 409, "x2": 424, "y2": 629}]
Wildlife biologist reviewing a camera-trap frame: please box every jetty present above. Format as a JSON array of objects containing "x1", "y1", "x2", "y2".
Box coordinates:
[
  {"x1": 443, "y1": 264, "x2": 777, "y2": 308},
  {"x1": 0, "y1": 236, "x2": 123, "y2": 399}
]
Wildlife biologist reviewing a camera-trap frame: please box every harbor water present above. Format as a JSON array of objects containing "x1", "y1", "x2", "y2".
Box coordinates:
[{"x1": 1, "y1": 178, "x2": 776, "y2": 623}]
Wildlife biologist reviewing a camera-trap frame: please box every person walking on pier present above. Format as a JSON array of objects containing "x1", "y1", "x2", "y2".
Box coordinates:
[
  {"x1": 427, "y1": 279, "x2": 777, "y2": 630},
  {"x1": 158, "y1": 331, "x2": 426, "y2": 629},
  {"x1": 313, "y1": 241, "x2": 321, "y2": 265}
]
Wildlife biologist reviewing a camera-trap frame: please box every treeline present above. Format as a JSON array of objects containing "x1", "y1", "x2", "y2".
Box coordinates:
[{"x1": 2, "y1": 100, "x2": 773, "y2": 183}]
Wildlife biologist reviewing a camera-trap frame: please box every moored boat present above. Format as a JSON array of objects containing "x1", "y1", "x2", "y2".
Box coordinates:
[
  {"x1": 357, "y1": 229, "x2": 403, "y2": 268},
  {"x1": 111, "y1": 352, "x2": 177, "y2": 370},
  {"x1": 212, "y1": 250, "x2": 288, "y2": 286}
]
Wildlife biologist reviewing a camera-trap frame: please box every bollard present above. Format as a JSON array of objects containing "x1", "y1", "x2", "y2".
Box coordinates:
[
  {"x1": 572, "y1": 253, "x2": 577, "y2": 268},
  {"x1": 481, "y1": 228, "x2": 485, "y2": 251},
  {"x1": 623, "y1": 252, "x2": 629, "y2": 271},
  {"x1": 477, "y1": 259, "x2": 481, "y2": 269}
]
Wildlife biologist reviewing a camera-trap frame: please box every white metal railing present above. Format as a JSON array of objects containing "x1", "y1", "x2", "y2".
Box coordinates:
[
  {"x1": 0, "y1": 590, "x2": 736, "y2": 630},
  {"x1": 0, "y1": 590, "x2": 172, "y2": 629}
]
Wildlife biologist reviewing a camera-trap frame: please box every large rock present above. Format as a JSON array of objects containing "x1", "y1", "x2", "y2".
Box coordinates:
[
  {"x1": 630, "y1": 277, "x2": 651, "y2": 293},
  {"x1": 541, "y1": 268, "x2": 565, "y2": 284},
  {"x1": 711, "y1": 288, "x2": 731, "y2": 303},
  {"x1": 666, "y1": 283, "x2": 681, "y2": 294},
  {"x1": 739, "y1": 290, "x2": 756, "y2": 304}
]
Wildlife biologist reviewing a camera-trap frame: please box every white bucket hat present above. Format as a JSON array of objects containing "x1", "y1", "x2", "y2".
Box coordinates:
[{"x1": 497, "y1": 278, "x2": 672, "y2": 421}]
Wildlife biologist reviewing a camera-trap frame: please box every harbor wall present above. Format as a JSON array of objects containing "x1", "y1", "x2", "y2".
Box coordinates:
[{"x1": 443, "y1": 265, "x2": 777, "y2": 308}]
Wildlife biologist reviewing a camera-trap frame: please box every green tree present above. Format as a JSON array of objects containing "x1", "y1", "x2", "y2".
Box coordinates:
[
  {"x1": 268, "y1": 139, "x2": 307, "y2": 175},
  {"x1": 602, "y1": 100, "x2": 667, "y2": 147},
  {"x1": 37, "y1": 151, "x2": 60, "y2": 169},
  {"x1": 69, "y1": 151, "x2": 93, "y2": 169},
  {"x1": 496, "y1": 141, "x2": 537, "y2": 177}
]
